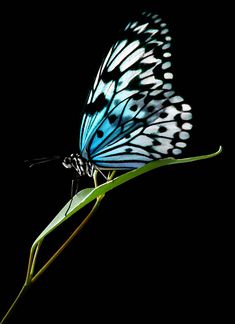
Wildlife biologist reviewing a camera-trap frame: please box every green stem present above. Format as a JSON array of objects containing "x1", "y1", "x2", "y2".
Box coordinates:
[
  {"x1": 24, "y1": 245, "x2": 35, "y2": 284},
  {"x1": 0, "y1": 196, "x2": 103, "y2": 323},
  {"x1": 29, "y1": 240, "x2": 43, "y2": 278},
  {"x1": 0, "y1": 284, "x2": 29, "y2": 324},
  {"x1": 0, "y1": 241, "x2": 42, "y2": 323},
  {"x1": 31, "y1": 196, "x2": 103, "y2": 284}
]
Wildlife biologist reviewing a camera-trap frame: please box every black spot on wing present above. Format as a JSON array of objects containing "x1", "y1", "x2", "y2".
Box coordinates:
[
  {"x1": 144, "y1": 96, "x2": 154, "y2": 105},
  {"x1": 97, "y1": 130, "x2": 104, "y2": 138},
  {"x1": 158, "y1": 126, "x2": 167, "y2": 133},
  {"x1": 102, "y1": 66, "x2": 119, "y2": 83},
  {"x1": 108, "y1": 114, "x2": 118, "y2": 123},
  {"x1": 147, "y1": 106, "x2": 155, "y2": 112},
  {"x1": 125, "y1": 148, "x2": 132, "y2": 153},
  {"x1": 159, "y1": 111, "x2": 168, "y2": 118},
  {"x1": 130, "y1": 104, "x2": 138, "y2": 112},
  {"x1": 145, "y1": 42, "x2": 158, "y2": 53},
  {"x1": 132, "y1": 93, "x2": 145, "y2": 100},
  {"x1": 86, "y1": 93, "x2": 108, "y2": 115},
  {"x1": 153, "y1": 139, "x2": 161, "y2": 146}
]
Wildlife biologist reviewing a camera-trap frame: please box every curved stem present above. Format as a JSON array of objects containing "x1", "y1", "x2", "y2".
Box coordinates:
[
  {"x1": 0, "y1": 196, "x2": 104, "y2": 323},
  {"x1": 29, "y1": 240, "x2": 43, "y2": 278},
  {"x1": 0, "y1": 284, "x2": 28, "y2": 324},
  {"x1": 31, "y1": 196, "x2": 103, "y2": 284}
]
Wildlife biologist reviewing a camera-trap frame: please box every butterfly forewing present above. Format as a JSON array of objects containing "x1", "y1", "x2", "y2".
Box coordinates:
[{"x1": 79, "y1": 12, "x2": 192, "y2": 169}]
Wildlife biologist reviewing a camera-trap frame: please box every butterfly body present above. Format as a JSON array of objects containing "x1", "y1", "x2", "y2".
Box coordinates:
[
  {"x1": 62, "y1": 154, "x2": 94, "y2": 177},
  {"x1": 63, "y1": 12, "x2": 192, "y2": 176}
]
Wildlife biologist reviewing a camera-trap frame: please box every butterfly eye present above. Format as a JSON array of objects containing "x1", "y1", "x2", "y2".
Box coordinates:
[{"x1": 62, "y1": 157, "x2": 72, "y2": 169}]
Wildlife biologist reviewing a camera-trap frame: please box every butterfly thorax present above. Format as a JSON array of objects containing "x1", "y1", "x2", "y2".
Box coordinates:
[{"x1": 62, "y1": 153, "x2": 94, "y2": 177}]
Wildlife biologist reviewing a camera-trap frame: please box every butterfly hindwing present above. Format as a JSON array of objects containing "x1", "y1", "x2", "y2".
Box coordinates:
[{"x1": 79, "y1": 12, "x2": 192, "y2": 169}]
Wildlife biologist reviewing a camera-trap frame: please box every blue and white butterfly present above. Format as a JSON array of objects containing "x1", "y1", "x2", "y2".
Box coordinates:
[{"x1": 62, "y1": 12, "x2": 192, "y2": 177}]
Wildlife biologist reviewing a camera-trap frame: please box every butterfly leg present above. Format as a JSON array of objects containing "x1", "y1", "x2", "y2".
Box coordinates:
[
  {"x1": 65, "y1": 175, "x2": 79, "y2": 215},
  {"x1": 108, "y1": 170, "x2": 116, "y2": 180},
  {"x1": 93, "y1": 166, "x2": 109, "y2": 182},
  {"x1": 93, "y1": 169, "x2": 99, "y2": 188}
]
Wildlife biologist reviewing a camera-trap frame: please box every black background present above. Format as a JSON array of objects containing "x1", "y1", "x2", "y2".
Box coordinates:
[{"x1": 1, "y1": 1, "x2": 229, "y2": 323}]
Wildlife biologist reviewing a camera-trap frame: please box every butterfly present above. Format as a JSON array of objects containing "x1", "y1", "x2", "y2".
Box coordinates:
[{"x1": 61, "y1": 11, "x2": 193, "y2": 177}]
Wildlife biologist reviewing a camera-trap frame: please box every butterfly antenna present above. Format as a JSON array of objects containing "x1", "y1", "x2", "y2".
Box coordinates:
[{"x1": 24, "y1": 155, "x2": 61, "y2": 168}]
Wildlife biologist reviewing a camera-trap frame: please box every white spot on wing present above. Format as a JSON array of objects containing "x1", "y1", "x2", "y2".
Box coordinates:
[
  {"x1": 130, "y1": 21, "x2": 138, "y2": 29},
  {"x1": 145, "y1": 28, "x2": 158, "y2": 33},
  {"x1": 93, "y1": 66, "x2": 102, "y2": 89},
  {"x1": 181, "y1": 112, "x2": 192, "y2": 120},
  {"x1": 140, "y1": 68, "x2": 154, "y2": 79},
  {"x1": 93, "y1": 80, "x2": 114, "y2": 102},
  {"x1": 92, "y1": 79, "x2": 105, "y2": 102},
  {"x1": 179, "y1": 131, "x2": 190, "y2": 140},
  {"x1": 87, "y1": 90, "x2": 92, "y2": 104},
  {"x1": 182, "y1": 123, "x2": 192, "y2": 130},
  {"x1": 144, "y1": 28, "x2": 159, "y2": 36},
  {"x1": 117, "y1": 69, "x2": 141, "y2": 92},
  {"x1": 107, "y1": 40, "x2": 140, "y2": 72},
  {"x1": 151, "y1": 79, "x2": 163, "y2": 89},
  {"x1": 163, "y1": 52, "x2": 171, "y2": 58},
  {"x1": 161, "y1": 28, "x2": 169, "y2": 34},
  {"x1": 141, "y1": 56, "x2": 159, "y2": 64},
  {"x1": 120, "y1": 47, "x2": 145, "y2": 72},
  {"x1": 159, "y1": 122, "x2": 181, "y2": 138},
  {"x1": 172, "y1": 148, "x2": 182, "y2": 155},
  {"x1": 162, "y1": 105, "x2": 181, "y2": 120},
  {"x1": 147, "y1": 39, "x2": 160, "y2": 45},
  {"x1": 154, "y1": 18, "x2": 162, "y2": 23},
  {"x1": 104, "y1": 81, "x2": 115, "y2": 101},
  {"x1": 154, "y1": 138, "x2": 173, "y2": 154},
  {"x1": 109, "y1": 40, "x2": 128, "y2": 65},
  {"x1": 164, "y1": 72, "x2": 173, "y2": 79},
  {"x1": 140, "y1": 76, "x2": 156, "y2": 85},
  {"x1": 151, "y1": 152, "x2": 161, "y2": 159},
  {"x1": 164, "y1": 91, "x2": 175, "y2": 98},
  {"x1": 131, "y1": 135, "x2": 153, "y2": 146},
  {"x1": 162, "y1": 61, "x2": 171, "y2": 70},
  {"x1": 134, "y1": 23, "x2": 149, "y2": 33},
  {"x1": 124, "y1": 22, "x2": 131, "y2": 31},
  {"x1": 176, "y1": 142, "x2": 187, "y2": 148},
  {"x1": 150, "y1": 89, "x2": 163, "y2": 96},
  {"x1": 163, "y1": 83, "x2": 172, "y2": 90},
  {"x1": 182, "y1": 104, "x2": 191, "y2": 111},
  {"x1": 170, "y1": 96, "x2": 183, "y2": 103},
  {"x1": 162, "y1": 43, "x2": 171, "y2": 50}
]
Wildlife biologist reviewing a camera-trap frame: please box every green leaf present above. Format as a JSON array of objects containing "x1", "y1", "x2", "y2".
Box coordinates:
[{"x1": 32, "y1": 146, "x2": 222, "y2": 247}]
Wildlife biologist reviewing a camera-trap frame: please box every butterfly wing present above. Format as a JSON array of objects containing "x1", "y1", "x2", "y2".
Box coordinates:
[{"x1": 79, "y1": 12, "x2": 192, "y2": 169}]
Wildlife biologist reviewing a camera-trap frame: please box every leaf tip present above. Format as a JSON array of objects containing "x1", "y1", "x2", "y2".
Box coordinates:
[{"x1": 216, "y1": 145, "x2": 223, "y2": 156}]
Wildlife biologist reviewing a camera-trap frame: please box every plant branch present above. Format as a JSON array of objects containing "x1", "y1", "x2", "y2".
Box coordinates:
[
  {"x1": 0, "y1": 195, "x2": 104, "y2": 323},
  {"x1": 0, "y1": 284, "x2": 28, "y2": 324},
  {"x1": 31, "y1": 196, "x2": 103, "y2": 284}
]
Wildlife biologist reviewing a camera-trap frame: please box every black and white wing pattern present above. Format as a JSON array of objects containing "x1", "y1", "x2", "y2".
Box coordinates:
[{"x1": 79, "y1": 12, "x2": 192, "y2": 170}]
